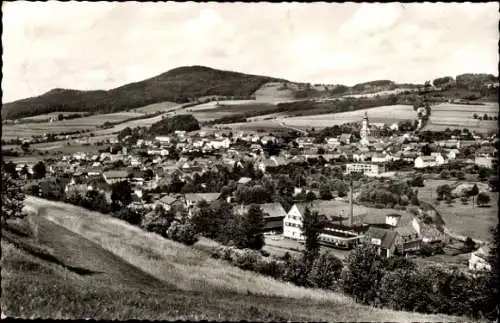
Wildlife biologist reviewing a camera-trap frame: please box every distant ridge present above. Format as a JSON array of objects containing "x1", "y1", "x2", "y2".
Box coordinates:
[{"x1": 1, "y1": 66, "x2": 287, "y2": 120}]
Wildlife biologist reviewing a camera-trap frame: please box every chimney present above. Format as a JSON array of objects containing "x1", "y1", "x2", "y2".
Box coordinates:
[{"x1": 349, "y1": 181, "x2": 354, "y2": 227}]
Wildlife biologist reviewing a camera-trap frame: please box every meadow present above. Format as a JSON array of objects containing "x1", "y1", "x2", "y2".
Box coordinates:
[
  {"x1": 418, "y1": 179, "x2": 498, "y2": 242},
  {"x1": 10, "y1": 196, "x2": 472, "y2": 322},
  {"x1": 424, "y1": 102, "x2": 498, "y2": 134},
  {"x1": 134, "y1": 101, "x2": 179, "y2": 114},
  {"x1": 241, "y1": 104, "x2": 416, "y2": 130},
  {"x1": 2, "y1": 112, "x2": 145, "y2": 139}
]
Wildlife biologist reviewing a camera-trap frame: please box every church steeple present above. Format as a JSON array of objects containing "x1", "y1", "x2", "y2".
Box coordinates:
[{"x1": 360, "y1": 111, "x2": 370, "y2": 146}]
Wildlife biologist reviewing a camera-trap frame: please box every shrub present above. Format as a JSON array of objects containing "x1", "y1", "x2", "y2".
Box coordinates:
[
  {"x1": 477, "y1": 192, "x2": 490, "y2": 206},
  {"x1": 166, "y1": 221, "x2": 199, "y2": 246},
  {"x1": 307, "y1": 252, "x2": 343, "y2": 290},
  {"x1": 342, "y1": 244, "x2": 385, "y2": 305}
]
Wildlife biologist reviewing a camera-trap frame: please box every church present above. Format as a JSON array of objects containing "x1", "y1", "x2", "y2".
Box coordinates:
[{"x1": 359, "y1": 112, "x2": 378, "y2": 146}]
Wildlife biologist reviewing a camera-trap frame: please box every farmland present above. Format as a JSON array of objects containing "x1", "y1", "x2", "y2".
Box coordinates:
[
  {"x1": 2, "y1": 112, "x2": 145, "y2": 140},
  {"x1": 134, "y1": 101, "x2": 179, "y2": 114},
  {"x1": 221, "y1": 104, "x2": 416, "y2": 131},
  {"x1": 423, "y1": 102, "x2": 498, "y2": 134},
  {"x1": 186, "y1": 102, "x2": 278, "y2": 122},
  {"x1": 418, "y1": 179, "x2": 498, "y2": 242}
]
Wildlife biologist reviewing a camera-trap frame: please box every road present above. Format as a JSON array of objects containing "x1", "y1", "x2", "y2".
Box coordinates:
[{"x1": 274, "y1": 117, "x2": 309, "y2": 135}]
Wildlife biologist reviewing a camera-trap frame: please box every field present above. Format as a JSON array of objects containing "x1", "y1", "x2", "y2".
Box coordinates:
[
  {"x1": 253, "y1": 82, "x2": 298, "y2": 102},
  {"x1": 221, "y1": 104, "x2": 415, "y2": 131},
  {"x1": 418, "y1": 179, "x2": 498, "y2": 242},
  {"x1": 18, "y1": 111, "x2": 86, "y2": 122},
  {"x1": 423, "y1": 102, "x2": 498, "y2": 134},
  {"x1": 3, "y1": 196, "x2": 472, "y2": 321},
  {"x1": 2, "y1": 112, "x2": 146, "y2": 140},
  {"x1": 134, "y1": 101, "x2": 179, "y2": 114},
  {"x1": 185, "y1": 102, "x2": 278, "y2": 122}
]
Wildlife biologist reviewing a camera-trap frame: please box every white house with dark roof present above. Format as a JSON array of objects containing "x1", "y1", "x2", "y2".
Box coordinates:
[
  {"x1": 469, "y1": 244, "x2": 492, "y2": 271},
  {"x1": 103, "y1": 170, "x2": 129, "y2": 184}
]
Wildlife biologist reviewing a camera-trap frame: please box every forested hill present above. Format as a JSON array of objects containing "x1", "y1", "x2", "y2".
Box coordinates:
[{"x1": 1, "y1": 66, "x2": 287, "y2": 120}]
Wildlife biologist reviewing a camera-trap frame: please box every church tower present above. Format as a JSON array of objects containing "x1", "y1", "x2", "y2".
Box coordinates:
[{"x1": 360, "y1": 111, "x2": 370, "y2": 145}]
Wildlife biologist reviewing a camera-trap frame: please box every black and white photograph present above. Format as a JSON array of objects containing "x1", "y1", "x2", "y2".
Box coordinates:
[{"x1": 1, "y1": 1, "x2": 499, "y2": 321}]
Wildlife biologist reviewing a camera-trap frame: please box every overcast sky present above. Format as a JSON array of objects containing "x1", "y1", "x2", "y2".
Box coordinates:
[{"x1": 2, "y1": 1, "x2": 498, "y2": 102}]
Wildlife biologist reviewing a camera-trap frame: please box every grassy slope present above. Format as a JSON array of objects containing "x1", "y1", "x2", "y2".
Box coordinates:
[
  {"x1": 2, "y1": 66, "x2": 285, "y2": 120},
  {"x1": 6, "y1": 196, "x2": 476, "y2": 322}
]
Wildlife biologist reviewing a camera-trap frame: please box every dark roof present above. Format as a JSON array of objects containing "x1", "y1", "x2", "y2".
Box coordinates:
[{"x1": 366, "y1": 227, "x2": 399, "y2": 249}]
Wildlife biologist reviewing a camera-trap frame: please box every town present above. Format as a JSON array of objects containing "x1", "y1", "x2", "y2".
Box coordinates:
[{"x1": 2, "y1": 2, "x2": 498, "y2": 322}]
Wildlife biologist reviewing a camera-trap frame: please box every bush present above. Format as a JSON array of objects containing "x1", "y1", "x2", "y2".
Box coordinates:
[
  {"x1": 307, "y1": 252, "x2": 343, "y2": 290},
  {"x1": 476, "y1": 192, "x2": 490, "y2": 206},
  {"x1": 113, "y1": 208, "x2": 143, "y2": 225},
  {"x1": 166, "y1": 221, "x2": 199, "y2": 245},
  {"x1": 342, "y1": 244, "x2": 384, "y2": 305}
]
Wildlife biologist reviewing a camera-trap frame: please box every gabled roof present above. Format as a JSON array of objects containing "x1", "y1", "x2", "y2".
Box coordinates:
[
  {"x1": 185, "y1": 193, "x2": 221, "y2": 203},
  {"x1": 366, "y1": 227, "x2": 399, "y2": 249},
  {"x1": 234, "y1": 202, "x2": 287, "y2": 219},
  {"x1": 103, "y1": 170, "x2": 128, "y2": 179}
]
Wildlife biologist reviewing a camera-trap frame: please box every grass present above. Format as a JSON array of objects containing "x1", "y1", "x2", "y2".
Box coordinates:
[
  {"x1": 188, "y1": 102, "x2": 278, "y2": 122},
  {"x1": 281, "y1": 104, "x2": 415, "y2": 129},
  {"x1": 14, "y1": 196, "x2": 475, "y2": 322},
  {"x1": 423, "y1": 102, "x2": 498, "y2": 134},
  {"x1": 2, "y1": 112, "x2": 145, "y2": 140},
  {"x1": 418, "y1": 179, "x2": 498, "y2": 242},
  {"x1": 134, "y1": 101, "x2": 179, "y2": 114}
]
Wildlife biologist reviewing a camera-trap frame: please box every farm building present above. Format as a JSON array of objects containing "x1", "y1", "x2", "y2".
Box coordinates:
[{"x1": 234, "y1": 202, "x2": 287, "y2": 233}]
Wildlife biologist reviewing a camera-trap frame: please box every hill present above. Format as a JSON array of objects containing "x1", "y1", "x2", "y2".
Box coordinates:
[
  {"x1": 0, "y1": 196, "x2": 474, "y2": 321},
  {"x1": 2, "y1": 66, "x2": 286, "y2": 120}
]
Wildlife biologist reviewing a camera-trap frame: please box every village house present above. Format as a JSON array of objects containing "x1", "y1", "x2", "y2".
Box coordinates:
[
  {"x1": 475, "y1": 155, "x2": 498, "y2": 169},
  {"x1": 414, "y1": 154, "x2": 446, "y2": 168},
  {"x1": 345, "y1": 163, "x2": 385, "y2": 177},
  {"x1": 234, "y1": 202, "x2": 287, "y2": 233},
  {"x1": 469, "y1": 244, "x2": 492, "y2": 272},
  {"x1": 364, "y1": 227, "x2": 399, "y2": 258},
  {"x1": 103, "y1": 170, "x2": 129, "y2": 184},
  {"x1": 339, "y1": 133, "x2": 352, "y2": 145},
  {"x1": 371, "y1": 152, "x2": 393, "y2": 164},
  {"x1": 325, "y1": 137, "x2": 340, "y2": 146},
  {"x1": 260, "y1": 135, "x2": 276, "y2": 145},
  {"x1": 184, "y1": 193, "x2": 221, "y2": 216},
  {"x1": 295, "y1": 137, "x2": 315, "y2": 149}
]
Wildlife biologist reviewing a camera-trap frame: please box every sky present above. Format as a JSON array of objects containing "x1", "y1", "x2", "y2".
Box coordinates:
[{"x1": 2, "y1": 1, "x2": 499, "y2": 102}]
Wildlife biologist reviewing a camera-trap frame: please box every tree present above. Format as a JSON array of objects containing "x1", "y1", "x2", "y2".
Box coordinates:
[
  {"x1": 166, "y1": 220, "x2": 199, "y2": 245},
  {"x1": 342, "y1": 244, "x2": 384, "y2": 305},
  {"x1": 483, "y1": 114, "x2": 488, "y2": 120},
  {"x1": 111, "y1": 180, "x2": 132, "y2": 210},
  {"x1": 307, "y1": 252, "x2": 343, "y2": 289},
  {"x1": 3, "y1": 161, "x2": 18, "y2": 179},
  {"x1": 477, "y1": 192, "x2": 490, "y2": 206},
  {"x1": 1, "y1": 170, "x2": 26, "y2": 223},
  {"x1": 473, "y1": 113, "x2": 478, "y2": 119},
  {"x1": 114, "y1": 208, "x2": 143, "y2": 225},
  {"x1": 140, "y1": 205, "x2": 175, "y2": 236},
  {"x1": 486, "y1": 225, "x2": 500, "y2": 321},
  {"x1": 21, "y1": 142, "x2": 30, "y2": 152},
  {"x1": 439, "y1": 170, "x2": 450, "y2": 179},
  {"x1": 317, "y1": 147, "x2": 325, "y2": 155},
  {"x1": 421, "y1": 144, "x2": 432, "y2": 156},
  {"x1": 32, "y1": 161, "x2": 47, "y2": 179},
  {"x1": 236, "y1": 204, "x2": 265, "y2": 250},
  {"x1": 302, "y1": 207, "x2": 324, "y2": 268},
  {"x1": 319, "y1": 184, "x2": 333, "y2": 200},
  {"x1": 57, "y1": 113, "x2": 64, "y2": 121},
  {"x1": 305, "y1": 191, "x2": 317, "y2": 202}
]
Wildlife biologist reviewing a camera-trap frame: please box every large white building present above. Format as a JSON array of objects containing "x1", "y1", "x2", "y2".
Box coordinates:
[
  {"x1": 414, "y1": 154, "x2": 446, "y2": 168},
  {"x1": 345, "y1": 163, "x2": 385, "y2": 177}
]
